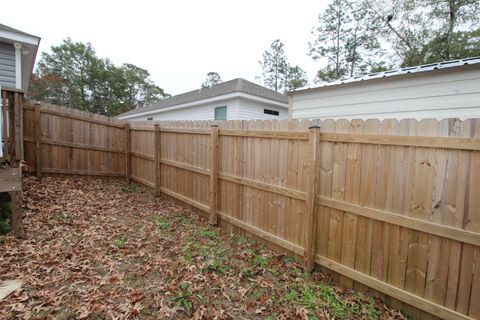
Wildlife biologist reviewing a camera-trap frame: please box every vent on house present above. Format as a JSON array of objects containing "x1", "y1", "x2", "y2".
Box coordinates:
[{"x1": 264, "y1": 109, "x2": 279, "y2": 116}]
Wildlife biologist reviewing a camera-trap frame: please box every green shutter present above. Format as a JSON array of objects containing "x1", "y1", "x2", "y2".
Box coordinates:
[{"x1": 214, "y1": 106, "x2": 227, "y2": 120}]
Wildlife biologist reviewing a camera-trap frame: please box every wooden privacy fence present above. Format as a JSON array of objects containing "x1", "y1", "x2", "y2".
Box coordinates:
[
  {"x1": 23, "y1": 103, "x2": 127, "y2": 177},
  {"x1": 23, "y1": 103, "x2": 480, "y2": 320}
]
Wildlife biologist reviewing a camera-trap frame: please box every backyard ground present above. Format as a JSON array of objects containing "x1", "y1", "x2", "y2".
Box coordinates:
[{"x1": 0, "y1": 176, "x2": 406, "y2": 319}]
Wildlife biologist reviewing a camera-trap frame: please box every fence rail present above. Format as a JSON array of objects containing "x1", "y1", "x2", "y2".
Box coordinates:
[{"x1": 22, "y1": 103, "x2": 480, "y2": 320}]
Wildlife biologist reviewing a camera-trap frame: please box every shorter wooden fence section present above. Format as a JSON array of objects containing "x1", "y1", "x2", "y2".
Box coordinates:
[{"x1": 23, "y1": 103, "x2": 480, "y2": 320}]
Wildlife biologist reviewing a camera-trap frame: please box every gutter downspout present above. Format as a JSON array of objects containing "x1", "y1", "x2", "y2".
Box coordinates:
[{"x1": 14, "y1": 43, "x2": 22, "y2": 90}]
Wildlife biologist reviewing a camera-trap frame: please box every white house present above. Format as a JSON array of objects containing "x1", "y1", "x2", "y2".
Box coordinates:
[
  {"x1": 0, "y1": 23, "x2": 40, "y2": 92},
  {"x1": 117, "y1": 78, "x2": 288, "y2": 121},
  {"x1": 289, "y1": 57, "x2": 480, "y2": 120}
]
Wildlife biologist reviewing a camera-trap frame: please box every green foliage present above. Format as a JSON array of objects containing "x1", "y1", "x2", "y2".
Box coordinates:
[
  {"x1": 253, "y1": 254, "x2": 269, "y2": 267},
  {"x1": 286, "y1": 65, "x2": 308, "y2": 91},
  {"x1": 258, "y1": 39, "x2": 289, "y2": 92},
  {"x1": 114, "y1": 238, "x2": 127, "y2": 249},
  {"x1": 363, "y1": 0, "x2": 480, "y2": 66},
  {"x1": 258, "y1": 39, "x2": 309, "y2": 92},
  {"x1": 199, "y1": 228, "x2": 218, "y2": 241},
  {"x1": 119, "y1": 184, "x2": 141, "y2": 193},
  {"x1": 153, "y1": 215, "x2": 171, "y2": 231},
  {"x1": 29, "y1": 38, "x2": 169, "y2": 116},
  {"x1": 54, "y1": 211, "x2": 73, "y2": 223},
  {"x1": 173, "y1": 283, "x2": 193, "y2": 313},
  {"x1": 201, "y1": 72, "x2": 222, "y2": 88},
  {"x1": 309, "y1": 0, "x2": 385, "y2": 82},
  {"x1": 0, "y1": 193, "x2": 11, "y2": 235}
]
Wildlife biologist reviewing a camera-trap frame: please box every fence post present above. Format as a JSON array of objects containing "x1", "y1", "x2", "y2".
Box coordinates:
[
  {"x1": 124, "y1": 123, "x2": 131, "y2": 183},
  {"x1": 154, "y1": 124, "x2": 161, "y2": 196},
  {"x1": 34, "y1": 105, "x2": 42, "y2": 178},
  {"x1": 304, "y1": 125, "x2": 321, "y2": 272},
  {"x1": 209, "y1": 124, "x2": 219, "y2": 225},
  {"x1": 13, "y1": 93, "x2": 24, "y2": 161}
]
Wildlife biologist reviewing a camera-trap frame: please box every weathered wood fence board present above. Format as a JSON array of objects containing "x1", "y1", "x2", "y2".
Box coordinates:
[
  {"x1": 22, "y1": 103, "x2": 480, "y2": 320},
  {"x1": 23, "y1": 104, "x2": 126, "y2": 177}
]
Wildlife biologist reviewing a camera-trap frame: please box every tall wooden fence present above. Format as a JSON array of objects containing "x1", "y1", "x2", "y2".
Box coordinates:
[
  {"x1": 23, "y1": 103, "x2": 480, "y2": 320},
  {"x1": 23, "y1": 103, "x2": 127, "y2": 177}
]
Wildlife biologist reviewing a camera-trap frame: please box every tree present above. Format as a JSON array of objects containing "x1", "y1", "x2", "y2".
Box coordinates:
[
  {"x1": 258, "y1": 39, "x2": 289, "y2": 92},
  {"x1": 285, "y1": 65, "x2": 308, "y2": 91},
  {"x1": 309, "y1": 0, "x2": 385, "y2": 82},
  {"x1": 363, "y1": 0, "x2": 480, "y2": 66},
  {"x1": 202, "y1": 72, "x2": 222, "y2": 88},
  {"x1": 29, "y1": 38, "x2": 168, "y2": 116}
]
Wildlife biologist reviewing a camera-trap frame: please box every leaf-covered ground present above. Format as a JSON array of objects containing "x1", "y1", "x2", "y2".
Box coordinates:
[{"x1": 0, "y1": 176, "x2": 406, "y2": 319}]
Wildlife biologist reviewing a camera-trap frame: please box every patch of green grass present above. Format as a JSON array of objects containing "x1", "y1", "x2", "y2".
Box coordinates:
[
  {"x1": 54, "y1": 211, "x2": 73, "y2": 222},
  {"x1": 119, "y1": 184, "x2": 141, "y2": 193},
  {"x1": 199, "y1": 228, "x2": 218, "y2": 241},
  {"x1": 251, "y1": 288, "x2": 265, "y2": 301},
  {"x1": 253, "y1": 254, "x2": 269, "y2": 267},
  {"x1": 172, "y1": 283, "x2": 193, "y2": 314},
  {"x1": 114, "y1": 237, "x2": 127, "y2": 249},
  {"x1": 153, "y1": 215, "x2": 171, "y2": 231}
]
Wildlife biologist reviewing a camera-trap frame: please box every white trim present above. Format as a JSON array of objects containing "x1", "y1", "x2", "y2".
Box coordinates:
[
  {"x1": 118, "y1": 92, "x2": 288, "y2": 120},
  {"x1": 14, "y1": 45, "x2": 21, "y2": 89},
  {"x1": 0, "y1": 30, "x2": 39, "y2": 46}
]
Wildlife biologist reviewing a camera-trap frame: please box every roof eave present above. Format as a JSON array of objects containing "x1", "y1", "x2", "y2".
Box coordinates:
[{"x1": 118, "y1": 91, "x2": 288, "y2": 120}]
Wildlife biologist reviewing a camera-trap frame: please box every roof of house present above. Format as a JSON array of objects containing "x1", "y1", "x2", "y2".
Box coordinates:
[
  {"x1": 119, "y1": 78, "x2": 288, "y2": 118},
  {"x1": 0, "y1": 23, "x2": 40, "y2": 93},
  {"x1": 291, "y1": 56, "x2": 480, "y2": 95},
  {"x1": 0, "y1": 23, "x2": 39, "y2": 39}
]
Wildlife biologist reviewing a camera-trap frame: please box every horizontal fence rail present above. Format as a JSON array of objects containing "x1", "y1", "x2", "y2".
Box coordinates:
[{"x1": 22, "y1": 104, "x2": 480, "y2": 320}]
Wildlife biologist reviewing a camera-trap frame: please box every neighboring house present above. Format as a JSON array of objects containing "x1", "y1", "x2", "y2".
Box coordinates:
[
  {"x1": 289, "y1": 57, "x2": 480, "y2": 120},
  {"x1": 0, "y1": 23, "x2": 40, "y2": 92},
  {"x1": 117, "y1": 78, "x2": 288, "y2": 121}
]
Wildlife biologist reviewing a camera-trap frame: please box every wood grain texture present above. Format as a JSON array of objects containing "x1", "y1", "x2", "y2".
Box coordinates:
[{"x1": 19, "y1": 105, "x2": 480, "y2": 320}]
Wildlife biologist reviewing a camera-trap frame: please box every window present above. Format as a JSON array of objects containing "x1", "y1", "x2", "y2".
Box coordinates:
[
  {"x1": 214, "y1": 106, "x2": 227, "y2": 120},
  {"x1": 147, "y1": 117, "x2": 153, "y2": 121},
  {"x1": 264, "y1": 109, "x2": 279, "y2": 116}
]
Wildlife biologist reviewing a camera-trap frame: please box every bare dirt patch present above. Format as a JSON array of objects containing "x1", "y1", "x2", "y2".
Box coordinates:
[{"x1": 0, "y1": 176, "x2": 406, "y2": 319}]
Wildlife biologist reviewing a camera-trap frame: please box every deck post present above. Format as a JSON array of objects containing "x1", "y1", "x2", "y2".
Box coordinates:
[
  {"x1": 209, "y1": 124, "x2": 219, "y2": 225},
  {"x1": 154, "y1": 124, "x2": 161, "y2": 196},
  {"x1": 304, "y1": 125, "x2": 321, "y2": 271}
]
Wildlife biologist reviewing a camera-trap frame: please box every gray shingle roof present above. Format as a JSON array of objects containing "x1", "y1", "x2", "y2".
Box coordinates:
[{"x1": 119, "y1": 78, "x2": 288, "y2": 118}]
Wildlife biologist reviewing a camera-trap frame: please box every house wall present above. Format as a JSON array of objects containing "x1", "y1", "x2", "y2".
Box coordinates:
[
  {"x1": 126, "y1": 96, "x2": 288, "y2": 121},
  {"x1": 290, "y1": 66, "x2": 480, "y2": 120},
  {"x1": 237, "y1": 97, "x2": 288, "y2": 120},
  {"x1": 0, "y1": 42, "x2": 16, "y2": 88}
]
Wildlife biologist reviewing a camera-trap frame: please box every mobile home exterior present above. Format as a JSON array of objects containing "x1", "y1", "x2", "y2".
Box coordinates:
[{"x1": 289, "y1": 57, "x2": 480, "y2": 120}]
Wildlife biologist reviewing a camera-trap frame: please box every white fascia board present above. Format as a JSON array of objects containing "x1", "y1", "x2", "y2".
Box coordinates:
[
  {"x1": 118, "y1": 92, "x2": 288, "y2": 120},
  {"x1": 238, "y1": 93, "x2": 288, "y2": 108},
  {"x1": 0, "y1": 30, "x2": 40, "y2": 46}
]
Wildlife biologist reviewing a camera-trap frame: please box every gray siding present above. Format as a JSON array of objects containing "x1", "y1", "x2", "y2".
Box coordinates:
[{"x1": 0, "y1": 42, "x2": 15, "y2": 88}]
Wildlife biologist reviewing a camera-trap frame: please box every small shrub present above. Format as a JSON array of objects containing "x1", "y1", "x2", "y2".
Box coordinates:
[
  {"x1": 253, "y1": 254, "x2": 269, "y2": 267},
  {"x1": 114, "y1": 238, "x2": 127, "y2": 249},
  {"x1": 173, "y1": 283, "x2": 193, "y2": 313}
]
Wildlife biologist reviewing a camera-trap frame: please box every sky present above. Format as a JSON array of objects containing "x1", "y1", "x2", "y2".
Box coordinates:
[{"x1": 1, "y1": 0, "x2": 330, "y2": 95}]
